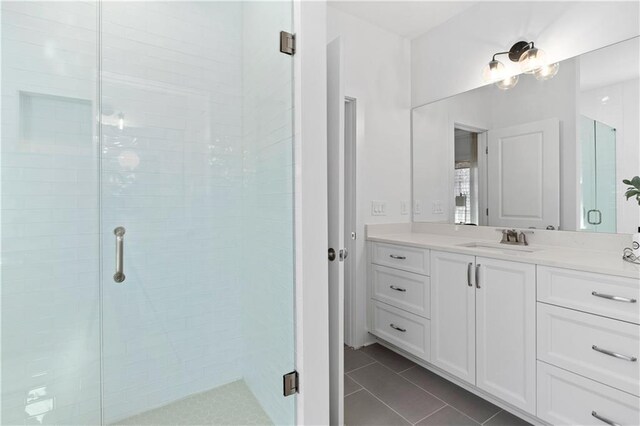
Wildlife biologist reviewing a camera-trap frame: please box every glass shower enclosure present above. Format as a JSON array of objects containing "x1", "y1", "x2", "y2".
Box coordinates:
[
  {"x1": 580, "y1": 115, "x2": 617, "y2": 233},
  {"x1": 1, "y1": 1, "x2": 296, "y2": 424}
]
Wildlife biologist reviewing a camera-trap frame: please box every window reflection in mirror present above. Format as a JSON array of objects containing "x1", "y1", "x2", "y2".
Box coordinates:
[{"x1": 454, "y1": 129, "x2": 479, "y2": 225}]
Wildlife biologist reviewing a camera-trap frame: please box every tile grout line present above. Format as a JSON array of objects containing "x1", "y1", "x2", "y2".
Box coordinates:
[
  {"x1": 396, "y1": 365, "x2": 417, "y2": 375},
  {"x1": 398, "y1": 367, "x2": 504, "y2": 425},
  {"x1": 346, "y1": 347, "x2": 508, "y2": 426},
  {"x1": 348, "y1": 377, "x2": 415, "y2": 425},
  {"x1": 344, "y1": 360, "x2": 378, "y2": 375},
  {"x1": 390, "y1": 368, "x2": 451, "y2": 410},
  {"x1": 410, "y1": 404, "x2": 449, "y2": 425},
  {"x1": 441, "y1": 403, "x2": 485, "y2": 425},
  {"x1": 362, "y1": 388, "x2": 415, "y2": 426},
  {"x1": 344, "y1": 387, "x2": 364, "y2": 398},
  {"x1": 481, "y1": 409, "x2": 503, "y2": 425}
]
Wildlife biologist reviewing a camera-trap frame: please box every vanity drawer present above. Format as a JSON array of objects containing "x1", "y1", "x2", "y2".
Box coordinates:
[
  {"x1": 537, "y1": 266, "x2": 640, "y2": 324},
  {"x1": 371, "y1": 300, "x2": 430, "y2": 360},
  {"x1": 537, "y1": 361, "x2": 640, "y2": 426},
  {"x1": 371, "y1": 265, "x2": 430, "y2": 318},
  {"x1": 537, "y1": 303, "x2": 640, "y2": 396},
  {"x1": 371, "y1": 243, "x2": 430, "y2": 275}
]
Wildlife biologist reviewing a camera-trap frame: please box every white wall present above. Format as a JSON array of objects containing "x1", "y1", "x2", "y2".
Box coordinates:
[
  {"x1": 327, "y1": 7, "x2": 412, "y2": 347},
  {"x1": 411, "y1": 1, "x2": 640, "y2": 106}
]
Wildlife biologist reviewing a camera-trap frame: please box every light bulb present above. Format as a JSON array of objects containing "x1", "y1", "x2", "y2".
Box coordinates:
[
  {"x1": 519, "y1": 47, "x2": 547, "y2": 74},
  {"x1": 495, "y1": 74, "x2": 519, "y2": 90},
  {"x1": 482, "y1": 59, "x2": 506, "y2": 83},
  {"x1": 533, "y1": 62, "x2": 559, "y2": 80},
  {"x1": 118, "y1": 113, "x2": 125, "y2": 130}
]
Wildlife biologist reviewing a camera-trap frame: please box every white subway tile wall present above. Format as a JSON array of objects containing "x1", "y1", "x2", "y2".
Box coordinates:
[{"x1": 1, "y1": 1, "x2": 294, "y2": 425}]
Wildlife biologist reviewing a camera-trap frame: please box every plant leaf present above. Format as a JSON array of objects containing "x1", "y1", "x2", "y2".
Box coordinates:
[{"x1": 625, "y1": 189, "x2": 640, "y2": 199}]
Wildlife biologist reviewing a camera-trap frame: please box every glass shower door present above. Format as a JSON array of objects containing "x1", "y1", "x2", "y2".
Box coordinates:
[
  {"x1": 100, "y1": 2, "x2": 295, "y2": 425},
  {"x1": 580, "y1": 115, "x2": 617, "y2": 233}
]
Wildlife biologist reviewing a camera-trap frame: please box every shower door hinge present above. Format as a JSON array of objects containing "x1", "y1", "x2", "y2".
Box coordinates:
[
  {"x1": 280, "y1": 31, "x2": 296, "y2": 55},
  {"x1": 283, "y1": 370, "x2": 299, "y2": 396}
]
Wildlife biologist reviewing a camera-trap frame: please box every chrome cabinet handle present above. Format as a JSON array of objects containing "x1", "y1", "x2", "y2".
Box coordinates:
[
  {"x1": 592, "y1": 291, "x2": 637, "y2": 303},
  {"x1": 389, "y1": 254, "x2": 406, "y2": 260},
  {"x1": 475, "y1": 264, "x2": 481, "y2": 289},
  {"x1": 390, "y1": 285, "x2": 407, "y2": 292},
  {"x1": 592, "y1": 345, "x2": 637, "y2": 362},
  {"x1": 592, "y1": 411, "x2": 621, "y2": 426},
  {"x1": 113, "y1": 227, "x2": 126, "y2": 283},
  {"x1": 389, "y1": 323, "x2": 406, "y2": 332},
  {"x1": 467, "y1": 262, "x2": 473, "y2": 287}
]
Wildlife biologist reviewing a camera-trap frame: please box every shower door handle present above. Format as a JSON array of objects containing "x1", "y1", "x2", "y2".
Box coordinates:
[
  {"x1": 587, "y1": 209, "x2": 602, "y2": 225},
  {"x1": 113, "y1": 227, "x2": 126, "y2": 283}
]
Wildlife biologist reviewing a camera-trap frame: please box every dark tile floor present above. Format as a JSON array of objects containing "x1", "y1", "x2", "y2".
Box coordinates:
[{"x1": 344, "y1": 344, "x2": 532, "y2": 426}]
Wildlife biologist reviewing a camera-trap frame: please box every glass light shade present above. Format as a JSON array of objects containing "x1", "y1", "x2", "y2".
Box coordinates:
[
  {"x1": 519, "y1": 47, "x2": 547, "y2": 74},
  {"x1": 534, "y1": 62, "x2": 560, "y2": 80},
  {"x1": 482, "y1": 59, "x2": 506, "y2": 83},
  {"x1": 495, "y1": 74, "x2": 519, "y2": 90}
]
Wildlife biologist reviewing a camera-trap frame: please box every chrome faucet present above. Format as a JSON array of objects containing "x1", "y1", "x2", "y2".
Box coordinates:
[{"x1": 499, "y1": 229, "x2": 532, "y2": 246}]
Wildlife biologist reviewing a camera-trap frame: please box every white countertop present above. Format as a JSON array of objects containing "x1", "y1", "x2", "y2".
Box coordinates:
[{"x1": 367, "y1": 231, "x2": 640, "y2": 280}]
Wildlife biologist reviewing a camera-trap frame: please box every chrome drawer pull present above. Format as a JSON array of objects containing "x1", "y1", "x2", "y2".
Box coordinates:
[
  {"x1": 467, "y1": 262, "x2": 473, "y2": 287},
  {"x1": 592, "y1": 345, "x2": 637, "y2": 362},
  {"x1": 592, "y1": 291, "x2": 637, "y2": 303},
  {"x1": 592, "y1": 411, "x2": 621, "y2": 426},
  {"x1": 475, "y1": 264, "x2": 481, "y2": 289},
  {"x1": 389, "y1": 323, "x2": 406, "y2": 332},
  {"x1": 389, "y1": 285, "x2": 407, "y2": 292},
  {"x1": 389, "y1": 254, "x2": 406, "y2": 260}
]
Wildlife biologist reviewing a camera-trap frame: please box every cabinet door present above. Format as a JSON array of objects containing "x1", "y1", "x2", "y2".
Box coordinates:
[
  {"x1": 430, "y1": 251, "x2": 476, "y2": 384},
  {"x1": 476, "y1": 257, "x2": 536, "y2": 415}
]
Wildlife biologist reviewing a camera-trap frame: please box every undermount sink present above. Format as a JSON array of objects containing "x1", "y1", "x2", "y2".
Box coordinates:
[{"x1": 457, "y1": 242, "x2": 540, "y2": 253}]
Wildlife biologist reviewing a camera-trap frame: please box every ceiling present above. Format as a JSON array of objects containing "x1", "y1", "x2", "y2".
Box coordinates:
[{"x1": 328, "y1": 1, "x2": 477, "y2": 39}]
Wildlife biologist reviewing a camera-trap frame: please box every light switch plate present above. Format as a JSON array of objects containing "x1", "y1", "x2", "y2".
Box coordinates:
[
  {"x1": 401, "y1": 201, "x2": 409, "y2": 215},
  {"x1": 432, "y1": 200, "x2": 444, "y2": 214},
  {"x1": 371, "y1": 201, "x2": 386, "y2": 216},
  {"x1": 414, "y1": 200, "x2": 422, "y2": 215}
]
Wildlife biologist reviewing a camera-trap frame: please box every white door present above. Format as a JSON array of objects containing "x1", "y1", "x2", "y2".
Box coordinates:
[
  {"x1": 487, "y1": 118, "x2": 560, "y2": 229},
  {"x1": 327, "y1": 37, "x2": 345, "y2": 426},
  {"x1": 475, "y1": 257, "x2": 536, "y2": 415},
  {"x1": 430, "y1": 250, "x2": 476, "y2": 385}
]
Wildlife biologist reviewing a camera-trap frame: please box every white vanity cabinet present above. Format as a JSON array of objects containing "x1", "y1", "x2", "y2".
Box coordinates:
[
  {"x1": 536, "y1": 266, "x2": 640, "y2": 426},
  {"x1": 367, "y1": 239, "x2": 639, "y2": 425},
  {"x1": 430, "y1": 250, "x2": 536, "y2": 415},
  {"x1": 430, "y1": 251, "x2": 476, "y2": 384},
  {"x1": 368, "y1": 242, "x2": 431, "y2": 361}
]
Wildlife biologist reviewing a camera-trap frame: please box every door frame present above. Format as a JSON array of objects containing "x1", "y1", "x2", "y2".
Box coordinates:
[
  {"x1": 294, "y1": 1, "x2": 331, "y2": 424},
  {"x1": 453, "y1": 122, "x2": 488, "y2": 226},
  {"x1": 344, "y1": 96, "x2": 357, "y2": 348}
]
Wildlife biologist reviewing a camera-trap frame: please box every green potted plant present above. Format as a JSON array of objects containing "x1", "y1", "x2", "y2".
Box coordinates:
[{"x1": 623, "y1": 176, "x2": 640, "y2": 205}]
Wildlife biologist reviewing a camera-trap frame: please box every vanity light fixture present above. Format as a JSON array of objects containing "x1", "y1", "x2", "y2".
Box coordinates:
[{"x1": 482, "y1": 40, "x2": 559, "y2": 89}]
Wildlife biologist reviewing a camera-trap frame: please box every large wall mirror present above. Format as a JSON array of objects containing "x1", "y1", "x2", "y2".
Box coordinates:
[{"x1": 412, "y1": 37, "x2": 639, "y2": 234}]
